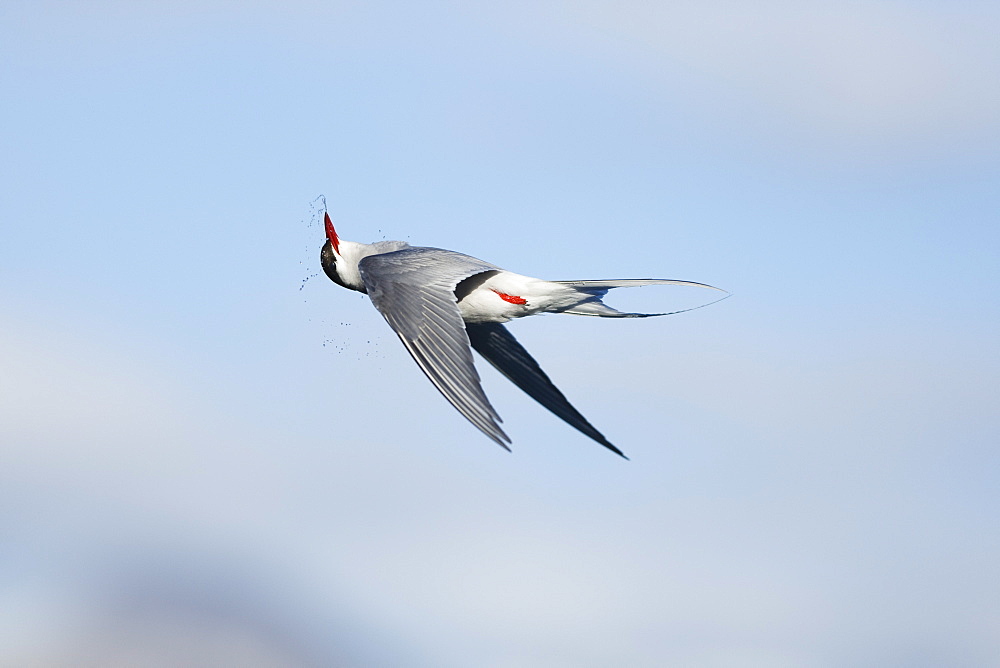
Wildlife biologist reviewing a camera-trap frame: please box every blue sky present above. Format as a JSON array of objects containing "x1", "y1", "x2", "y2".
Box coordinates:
[{"x1": 2, "y1": 1, "x2": 999, "y2": 665}]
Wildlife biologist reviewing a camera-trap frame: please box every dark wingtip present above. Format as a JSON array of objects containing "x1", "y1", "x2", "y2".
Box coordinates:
[
  {"x1": 604, "y1": 442, "x2": 629, "y2": 460},
  {"x1": 488, "y1": 431, "x2": 512, "y2": 452},
  {"x1": 593, "y1": 432, "x2": 629, "y2": 459}
]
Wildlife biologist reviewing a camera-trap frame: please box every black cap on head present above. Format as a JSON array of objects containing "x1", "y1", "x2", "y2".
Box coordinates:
[{"x1": 320, "y1": 240, "x2": 348, "y2": 289}]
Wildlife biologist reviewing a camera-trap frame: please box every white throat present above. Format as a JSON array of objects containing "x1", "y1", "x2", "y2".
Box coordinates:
[{"x1": 335, "y1": 239, "x2": 410, "y2": 291}]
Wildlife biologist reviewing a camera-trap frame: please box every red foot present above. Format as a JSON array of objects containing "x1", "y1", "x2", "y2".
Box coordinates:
[{"x1": 493, "y1": 289, "x2": 527, "y2": 305}]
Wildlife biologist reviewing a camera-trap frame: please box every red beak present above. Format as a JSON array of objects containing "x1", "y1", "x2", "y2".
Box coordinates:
[{"x1": 324, "y1": 212, "x2": 341, "y2": 254}]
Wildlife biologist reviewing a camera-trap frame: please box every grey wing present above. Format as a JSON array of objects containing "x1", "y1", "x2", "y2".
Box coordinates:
[
  {"x1": 359, "y1": 247, "x2": 511, "y2": 449},
  {"x1": 466, "y1": 322, "x2": 628, "y2": 459}
]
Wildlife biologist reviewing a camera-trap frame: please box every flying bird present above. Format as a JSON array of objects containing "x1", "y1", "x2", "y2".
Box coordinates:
[{"x1": 319, "y1": 212, "x2": 725, "y2": 458}]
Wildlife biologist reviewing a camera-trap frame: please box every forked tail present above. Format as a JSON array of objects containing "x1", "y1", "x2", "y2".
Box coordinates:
[{"x1": 554, "y1": 278, "x2": 729, "y2": 318}]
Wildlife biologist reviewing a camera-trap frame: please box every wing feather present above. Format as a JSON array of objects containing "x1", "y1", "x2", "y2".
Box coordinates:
[
  {"x1": 360, "y1": 248, "x2": 510, "y2": 448},
  {"x1": 466, "y1": 322, "x2": 628, "y2": 459}
]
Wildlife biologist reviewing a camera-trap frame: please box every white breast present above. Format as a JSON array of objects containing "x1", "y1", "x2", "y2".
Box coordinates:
[{"x1": 457, "y1": 271, "x2": 584, "y2": 323}]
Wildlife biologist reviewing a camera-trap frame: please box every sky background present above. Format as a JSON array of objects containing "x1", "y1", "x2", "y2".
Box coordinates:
[{"x1": 2, "y1": 1, "x2": 999, "y2": 666}]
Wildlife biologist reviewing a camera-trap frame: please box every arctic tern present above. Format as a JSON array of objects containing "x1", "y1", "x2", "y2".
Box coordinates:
[{"x1": 320, "y1": 212, "x2": 725, "y2": 458}]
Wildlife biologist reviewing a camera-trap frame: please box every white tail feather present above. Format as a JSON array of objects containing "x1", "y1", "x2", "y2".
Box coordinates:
[
  {"x1": 554, "y1": 278, "x2": 729, "y2": 318},
  {"x1": 555, "y1": 278, "x2": 725, "y2": 292}
]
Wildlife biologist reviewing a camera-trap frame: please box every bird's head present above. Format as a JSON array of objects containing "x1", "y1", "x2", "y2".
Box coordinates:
[
  {"x1": 320, "y1": 212, "x2": 411, "y2": 293},
  {"x1": 320, "y1": 212, "x2": 352, "y2": 290}
]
